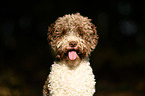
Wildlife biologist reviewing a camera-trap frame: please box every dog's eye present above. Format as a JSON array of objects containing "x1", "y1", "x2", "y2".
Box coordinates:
[
  {"x1": 62, "y1": 29, "x2": 66, "y2": 35},
  {"x1": 77, "y1": 27, "x2": 84, "y2": 36},
  {"x1": 55, "y1": 29, "x2": 66, "y2": 37}
]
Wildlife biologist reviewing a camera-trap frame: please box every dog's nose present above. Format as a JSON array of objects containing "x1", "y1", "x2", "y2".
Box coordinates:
[{"x1": 69, "y1": 41, "x2": 78, "y2": 47}]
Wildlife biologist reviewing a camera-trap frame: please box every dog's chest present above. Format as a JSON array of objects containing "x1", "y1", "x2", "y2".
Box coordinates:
[{"x1": 48, "y1": 61, "x2": 96, "y2": 96}]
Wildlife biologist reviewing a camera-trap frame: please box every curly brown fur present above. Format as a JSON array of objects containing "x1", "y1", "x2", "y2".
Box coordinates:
[
  {"x1": 47, "y1": 13, "x2": 98, "y2": 64},
  {"x1": 43, "y1": 78, "x2": 49, "y2": 96}
]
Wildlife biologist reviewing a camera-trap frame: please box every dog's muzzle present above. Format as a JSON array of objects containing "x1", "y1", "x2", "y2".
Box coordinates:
[
  {"x1": 56, "y1": 40, "x2": 86, "y2": 61},
  {"x1": 69, "y1": 41, "x2": 78, "y2": 47},
  {"x1": 68, "y1": 41, "x2": 78, "y2": 60}
]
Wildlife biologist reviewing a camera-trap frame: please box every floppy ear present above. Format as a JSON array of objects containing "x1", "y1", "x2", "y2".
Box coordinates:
[
  {"x1": 47, "y1": 23, "x2": 56, "y2": 46},
  {"x1": 90, "y1": 24, "x2": 99, "y2": 51}
]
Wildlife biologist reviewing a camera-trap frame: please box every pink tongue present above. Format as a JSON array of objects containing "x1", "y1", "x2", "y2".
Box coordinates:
[{"x1": 68, "y1": 51, "x2": 77, "y2": 60}]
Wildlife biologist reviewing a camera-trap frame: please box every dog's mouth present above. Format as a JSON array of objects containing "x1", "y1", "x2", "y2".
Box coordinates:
[
  {"x1": 65, "y1": 48, "x2": 86, "y2": 61},
  {"x1": 68, "y1": 50, "x2": 78, "y2": 60},
  {"x1": 56, "y1": 48, "x2": 87, "y2": 61}
]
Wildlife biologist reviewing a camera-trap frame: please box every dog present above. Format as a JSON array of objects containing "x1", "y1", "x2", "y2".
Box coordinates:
[{"x1": 43, "y1": 13, "x2": 99, "y2": 96}]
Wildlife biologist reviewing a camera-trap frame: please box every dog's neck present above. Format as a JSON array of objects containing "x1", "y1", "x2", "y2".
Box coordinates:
[
  {"x1": 56, "y1": 57, "x2": 90, "y2": 69},
  {"x1": 48, "y1": 57, "x2": 96, "y2": 96}
]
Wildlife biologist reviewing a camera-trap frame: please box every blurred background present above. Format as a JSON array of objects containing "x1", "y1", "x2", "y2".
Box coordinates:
[{"x1": 0, "y1": 0, "x2": 145, "y2": 96}]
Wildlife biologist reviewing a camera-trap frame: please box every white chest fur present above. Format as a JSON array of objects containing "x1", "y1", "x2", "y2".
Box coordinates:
[{"x1": 48, "y1": 59, "x2": 96, "y2": 96}]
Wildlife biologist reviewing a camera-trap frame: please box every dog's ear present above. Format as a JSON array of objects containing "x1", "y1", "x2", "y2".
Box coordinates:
[
  {"x1": 47, "y1": 23, "x2": 55, "y2": 45},
  {"x1": 90, "y1": 24, "x2": 99, "y2": 50}
]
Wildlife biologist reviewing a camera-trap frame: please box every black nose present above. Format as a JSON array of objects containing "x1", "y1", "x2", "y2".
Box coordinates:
[{"x1": 69, "y1": 41, "x2": 77, "y2": 47}]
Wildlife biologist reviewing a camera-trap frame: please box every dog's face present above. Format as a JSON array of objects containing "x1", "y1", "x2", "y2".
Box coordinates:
[{"x1": 47, "y1": 13, "x2": 98, "y2": 66}]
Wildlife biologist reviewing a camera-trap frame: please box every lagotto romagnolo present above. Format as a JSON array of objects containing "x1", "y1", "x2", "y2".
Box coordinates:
[{"x1": 43, "y1": 13, "x2": 99, "y2": 96}]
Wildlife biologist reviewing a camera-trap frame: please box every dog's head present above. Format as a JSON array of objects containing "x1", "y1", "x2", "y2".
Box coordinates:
[{"x1": 47, "y1": 13, "x2": 98, "y2": 66}]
